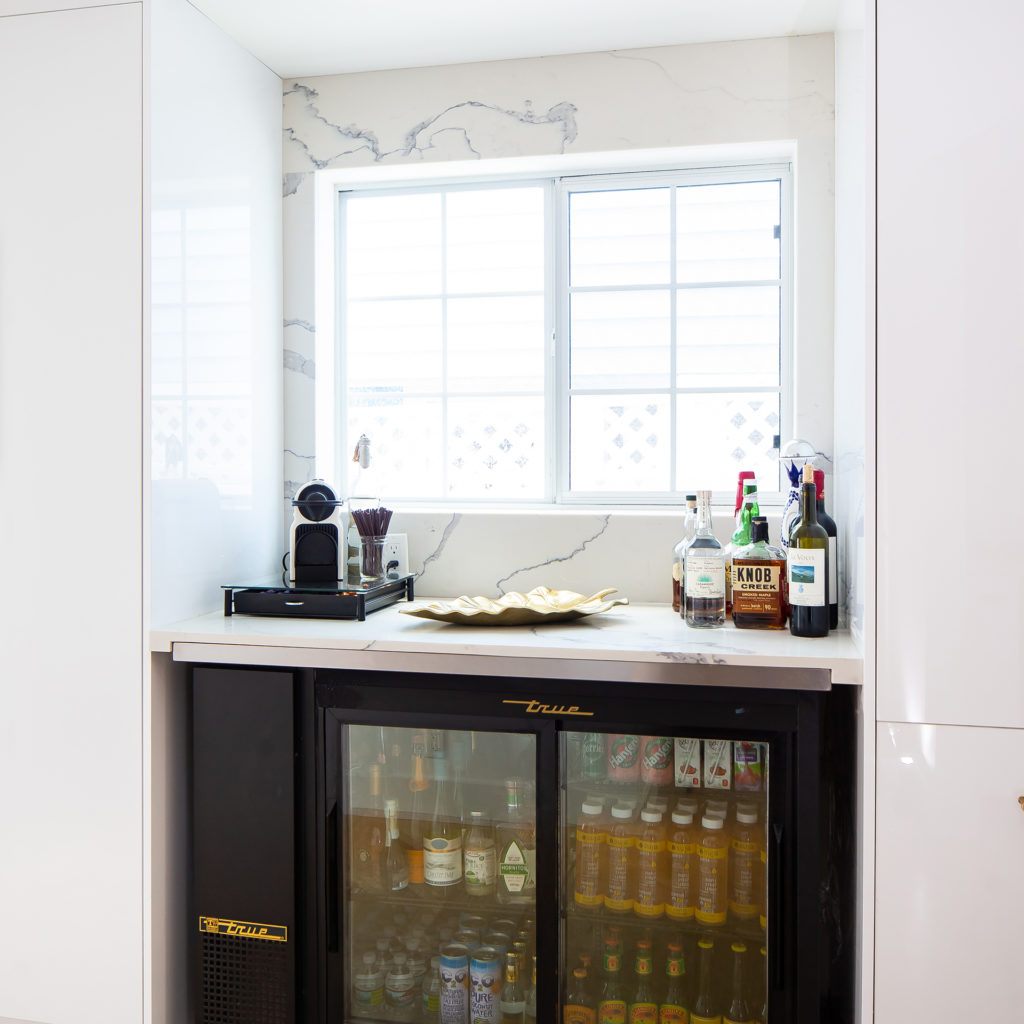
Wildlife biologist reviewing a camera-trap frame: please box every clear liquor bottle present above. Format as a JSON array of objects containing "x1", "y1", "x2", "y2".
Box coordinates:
[
  {"x1": 684, "y1": 491, "x2": 726, "y2": 628},
  {"x1": 731, "y1": 517, "x2": 787, "y2": 629},
  {"x1": 496, "y1": 778, "x2": 536, "y2": 905}
]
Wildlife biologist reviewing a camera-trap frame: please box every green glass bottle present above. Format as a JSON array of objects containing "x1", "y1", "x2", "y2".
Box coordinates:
[
  {"x1": 659, "y1": 941, "x2": 689, "y2": 1023},
  {"x1": 628, "y1": 942, "x2": 658, "y2": 1023},
  {"x1": 597, "y1": 941, "x2": 627, "y2": 1024},
  {"x1": 787, "y1": 463, "x2": 829, "y2": 637}
]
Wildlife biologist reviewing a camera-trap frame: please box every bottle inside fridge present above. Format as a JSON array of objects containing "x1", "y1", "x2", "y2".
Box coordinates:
[
  {"x1": 341, "y1": 724, "x2": 537, "y2": 1023},
  {"x1": 561, "y1": 733, "x2": 770, "y2": 1024}
]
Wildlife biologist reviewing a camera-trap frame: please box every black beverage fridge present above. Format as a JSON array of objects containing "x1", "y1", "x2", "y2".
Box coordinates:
[{"x1": 191, "y1": 665, "x2": 854, "y2": 1024}]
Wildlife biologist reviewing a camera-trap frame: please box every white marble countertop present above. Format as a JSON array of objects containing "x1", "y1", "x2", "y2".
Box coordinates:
[{"x1": 151, "y1": 601, "x2": 862, "y2": 687}]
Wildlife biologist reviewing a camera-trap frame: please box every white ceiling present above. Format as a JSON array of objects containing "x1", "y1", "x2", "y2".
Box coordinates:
[{"x1": 188, "y1": 0, "x2": 841, "y2": 79}]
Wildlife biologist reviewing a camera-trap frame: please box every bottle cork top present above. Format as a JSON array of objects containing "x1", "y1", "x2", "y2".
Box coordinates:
[{"x1": 801, "y1": 463, "x2": 815, "y2": 484}]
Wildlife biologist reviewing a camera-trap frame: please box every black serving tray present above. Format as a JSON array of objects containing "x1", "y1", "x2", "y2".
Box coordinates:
[{"x1": 222, "y1": 574, "x2": 414, "y2": 621}]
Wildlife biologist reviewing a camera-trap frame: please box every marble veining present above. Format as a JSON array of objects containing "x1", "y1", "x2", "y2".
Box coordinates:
[
  {"x1": 416, "y1": 512, "x2": 462, "y2": 580},
  {"x1": 283, "y1": 171, "x2": 307, "y2": 197},
  {"x1": 283, "y1": 347, "x2": 315, "y2": 378},
  {"x1": 495, "y1": 515, "x2": 611, "y2": 594},
  {"x1": 284, "y1": 82, "x2": 578, "y2": 168}
]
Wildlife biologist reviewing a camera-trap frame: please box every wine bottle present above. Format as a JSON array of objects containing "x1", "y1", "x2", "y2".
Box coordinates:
[
  {"x1": 787, "y1": 464, "x2": 829, "y2": 637},
  {"x1": 405, "y1": 734, "x2": 428, "y2": 887},
  {"x1": 423, "y1": 751, "x2": 462, "y2": 895},
  {"x1": 788, "y1": 469, "x2": 838, "y2": 628},
  {"x1": 384, "y1": 797, "x2": 408, "y2": 892}
]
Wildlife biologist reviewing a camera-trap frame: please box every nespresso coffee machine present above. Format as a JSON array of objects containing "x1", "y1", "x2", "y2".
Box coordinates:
[{"x1": 288, "y1": 479, "x2": 345, "y2": 584}]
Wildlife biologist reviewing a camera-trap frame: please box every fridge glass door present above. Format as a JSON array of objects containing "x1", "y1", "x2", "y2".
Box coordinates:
[
  {"x1": 341, "y1": 723, "x2": 538, "y2": 1023},
  {"x1": 562, "y1": 732, "x2": 769, "y2": 1023}
]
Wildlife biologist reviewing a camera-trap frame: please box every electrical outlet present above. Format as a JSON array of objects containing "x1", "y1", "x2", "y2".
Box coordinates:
[{"x1": 382, "y1": 533, "x2": 408, "y2": 577}]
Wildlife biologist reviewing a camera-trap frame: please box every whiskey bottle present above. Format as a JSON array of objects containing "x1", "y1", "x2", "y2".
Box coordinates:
[
  {"x1": 731, "y1": 517, "x2": 787, "y2": 629},
  {"x1": 788, "y1": 464, "x2": 829, "y2": 637},
  {"x1": 684, "y1": 491, "x2": 725, "y2": 628},
  {"x1": 672, "y1": 494, "x2": 698, "y2": 613}
]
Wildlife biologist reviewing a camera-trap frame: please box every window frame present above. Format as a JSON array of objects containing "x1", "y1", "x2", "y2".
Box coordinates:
[{"x1": 322, "y1": 156, "x2": 794, "y2": 507}]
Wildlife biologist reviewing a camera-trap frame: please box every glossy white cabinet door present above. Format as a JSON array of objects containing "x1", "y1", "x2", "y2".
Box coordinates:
[
  {"x1": 0, "y1": 6, "x2": 143, "y2": 1023},
  {"x1": 877, "y1": 1, "x2": 1024, "y2": 726},
  {"x1": 876, "y1": 722, "x2": 1024, "y2": 1018}
]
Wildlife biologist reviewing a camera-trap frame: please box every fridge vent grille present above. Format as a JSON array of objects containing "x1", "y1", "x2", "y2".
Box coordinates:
[{"x1": 200, "y1": 930, "x2": 289, "y2": 1024}]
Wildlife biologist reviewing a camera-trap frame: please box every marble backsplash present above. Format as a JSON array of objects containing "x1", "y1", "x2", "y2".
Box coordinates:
[
  {"x1": 278, "y1": 33, "x2": 845, "y2": 619},
  {"x1": 390, "y1": 507, "x2": 786, "y2": 606}
]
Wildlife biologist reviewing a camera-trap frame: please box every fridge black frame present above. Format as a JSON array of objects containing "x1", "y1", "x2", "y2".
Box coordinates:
[{"x1": 315, "y1": 667, "x2": 851, "y2": 1024}]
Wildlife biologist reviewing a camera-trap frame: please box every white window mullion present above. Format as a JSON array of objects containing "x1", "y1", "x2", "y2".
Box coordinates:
[
  {"x1": 669, "y1": 184, "x2": 678, "y2": 495},
  {"x1": 440, "y1": 191, "x2": 449, "y2": 499},
  {"x1": 553, "y1": 178, "x2": 571, "y2": 502}
]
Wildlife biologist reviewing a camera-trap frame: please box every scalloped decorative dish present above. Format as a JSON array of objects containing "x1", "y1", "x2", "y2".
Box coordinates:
[{"x1": 399, "y1": 586, "x2": 628, "y2": 626}]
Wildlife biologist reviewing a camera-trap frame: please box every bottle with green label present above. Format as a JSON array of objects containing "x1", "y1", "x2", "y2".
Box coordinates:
[
  {"x1": 496, "y1": 777, "x2": 536, "y2": 905},
  {"x1": 597, "y1": 941, "x2": 627, "y2": 1024},
  {"x1": 659, "y1": 942, "x2": 689, "y2": 1023},
  {"x1": 628, "y1": 942, "x2": 658, "y2": 1023},
  {"x1": 787, "y1": 463, "x2": 829, "y2": 637}
]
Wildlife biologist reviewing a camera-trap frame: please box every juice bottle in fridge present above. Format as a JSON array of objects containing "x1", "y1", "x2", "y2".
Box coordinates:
[
  {"x1": 574, "y1": 800, "x2": 607, "y2": 909},
  {"x1": 696, "y1": 815, "x2": 728, "y2": 926},
  {"x1": 604, "y1": 804, "x2": 636, "y2": 914},
  {"x1": 665, "y1": 808, "x2": 698, "y2": 921},
  {"x1": 728, "y1": 807, "x2": 761, "y2": 922},
  {"x1": 632, "y1": 810, "x2": 666, "y2": 919}
]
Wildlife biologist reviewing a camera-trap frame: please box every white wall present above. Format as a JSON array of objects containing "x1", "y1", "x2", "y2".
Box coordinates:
[
  {"x1": 148, "y1": 0, "x2": 284, "y2": 627},
  {"x1": 280, "y1": 35, "x2": 837, "y2": 603},
  {"x1": 0, "y1": 6, "x2": 143, "y2": 1022}
]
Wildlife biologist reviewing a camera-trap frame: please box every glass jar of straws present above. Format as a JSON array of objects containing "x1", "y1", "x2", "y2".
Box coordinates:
[{"x1": 352, "y1": 505, "x2": 392, "y2": 582}]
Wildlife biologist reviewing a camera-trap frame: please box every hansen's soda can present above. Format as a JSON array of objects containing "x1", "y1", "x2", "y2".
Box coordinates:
[
  {"x1": 640, "y1": 736, "x2": 674, "y2": 785},
  {"x1": 606, "y1": 734, "x2": 641, "y2": 783}
]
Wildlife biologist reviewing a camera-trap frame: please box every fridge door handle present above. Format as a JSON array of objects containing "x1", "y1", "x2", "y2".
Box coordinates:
[
  {"x1": 769, "y1": 821, "x2": 784, "y2": 989},
  {"x1": 326, "y1": 800, "x2": 339, "y2": 953}
]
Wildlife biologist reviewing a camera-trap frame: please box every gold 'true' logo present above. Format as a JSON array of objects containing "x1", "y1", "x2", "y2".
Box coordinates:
[{"x1": 502, "y1": 699, "x2": 593, "y2": 716}]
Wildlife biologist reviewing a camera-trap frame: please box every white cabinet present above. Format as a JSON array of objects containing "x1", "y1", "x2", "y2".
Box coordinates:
[
  {"x1": 875, "y1": 722, "x2": 1024, "y2": 1017},
  {"x1": 877, "y1": 0, "x2": 1024, "y2": 728},
  {"x1": 0, "y1": 6, "x2": 143, "y2": 1023}
]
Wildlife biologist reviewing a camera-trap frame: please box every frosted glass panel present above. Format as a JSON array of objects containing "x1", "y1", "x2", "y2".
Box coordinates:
[
  {"x1": 347, "y1": 299, "x2": 442, "y2": 393},
  {"x1": 676, "y1": 393, "x2": 780, "y2": 493},
  {"x1": 677, "y1": 286, "x2": 780, "y2": 388},
  {"x1": 447, "y1": 296, "x2": 545, "y2": 393},
  {"x1": 570, "y1": 188, "x2": 671, "y2": 286},
  {"x1": 570, "y1": 396, "x2": 671, "y2": 492},
  {"x1": 446, "y1": 187, "x2": 545, "y2": 293},
  {"x1": 346, "y1": 193, "x2": 442, "y2": 298},
  {"x1": 348, "y1": 396, "x2": 444, "y2": 498},
  {"x1": 676, "y1": 179, "x2": 781, "y2": 283},
  {"x1": 570, "y1": 291, "x2": 670, "y2": 390},
  {"x1": 447, "y1": 397, "x2": 544, "y2": 498}
]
